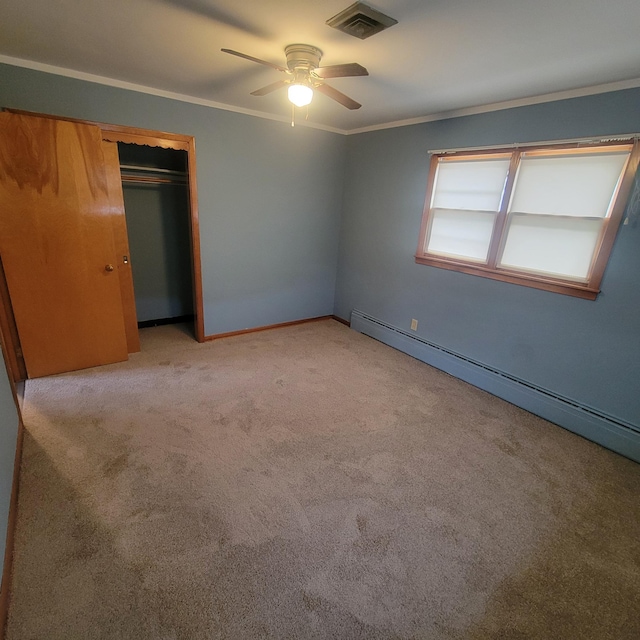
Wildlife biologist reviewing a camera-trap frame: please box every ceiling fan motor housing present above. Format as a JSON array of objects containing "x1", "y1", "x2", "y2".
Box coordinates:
[{"x1": 285, "y1": 44, "x2": 323, "y2": 74}]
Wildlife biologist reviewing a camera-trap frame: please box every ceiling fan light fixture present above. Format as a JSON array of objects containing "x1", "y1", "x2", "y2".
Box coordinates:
[
  {"x1": 222, "y1": 44, "x2": 366, "y2": 112},
  {"x1": 288, "y1": 83, "x2": 314, "y2": 107}
]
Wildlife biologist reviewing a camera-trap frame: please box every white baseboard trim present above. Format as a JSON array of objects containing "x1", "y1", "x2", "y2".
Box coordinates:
[{"x1": 350, "y1": 310, "x2": 640, "y2": 463}]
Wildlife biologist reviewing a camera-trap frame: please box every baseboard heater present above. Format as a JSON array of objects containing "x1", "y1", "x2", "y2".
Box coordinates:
[{"x1": 350, "y1": 309, "x2": 640, "y2": 463}]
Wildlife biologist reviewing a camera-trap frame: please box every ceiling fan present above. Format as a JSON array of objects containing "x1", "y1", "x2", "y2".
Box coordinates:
[{"x1": 221, "y1": 44, "x2": 368, "y2": 110}]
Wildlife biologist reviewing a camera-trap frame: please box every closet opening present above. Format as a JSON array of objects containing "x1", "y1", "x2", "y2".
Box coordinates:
[
  {"x1": 0, "y1": 110, "x2": 205, "y2": 382},
  {"x1": 117, "y1": 143, "x2": 195, "y2": 338}
]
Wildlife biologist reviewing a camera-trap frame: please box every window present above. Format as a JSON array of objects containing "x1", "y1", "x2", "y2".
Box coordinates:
[{"x1": 415, "y1": 140, "x2": 639, "y2": 299}]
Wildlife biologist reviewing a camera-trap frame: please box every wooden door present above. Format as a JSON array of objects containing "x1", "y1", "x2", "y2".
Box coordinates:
[
  {"x1": 0, "y1": 112, "x2": 129, "y2": 378},
  {"x1": 102, "y1": 141, "x2": 140, "y2": 354}
]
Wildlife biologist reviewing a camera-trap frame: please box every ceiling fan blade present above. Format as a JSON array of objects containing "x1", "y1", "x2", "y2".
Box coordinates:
[
  {"x1": 313, "y1": 63, "x2": 369, "y2": 79},
  {"x1": 250, "y1": 80, "x2": 289, "y2": 96},
  {"x1": 221, "y1": 48, "x2": 288, "y2": 73},
  {"x1": 315, "y1": 83, "x2": 362, "y2": 110}
]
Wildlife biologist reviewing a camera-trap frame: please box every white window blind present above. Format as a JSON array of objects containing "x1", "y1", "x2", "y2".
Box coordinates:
[
  {"x1": 508, "y1": 152, "x2": 629, "y2": 217},
  {"x1": 428, "y1": 209, "x2": 496, "y2": 262},
  {"x1": 499, "y1": 215, "x2": 603, "y2": 280},
  {"x1": 431, "y1": 158, "x2": 510, "y2": 211},
  {"x1": 426, "y1": 157, "x2": 510, "y2": 262},
  {"x1": 498, "y1": 150, "x2": 630, "y2": 280}
]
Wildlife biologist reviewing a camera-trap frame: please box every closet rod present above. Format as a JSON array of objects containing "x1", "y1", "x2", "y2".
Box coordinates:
[
  {"x1": 121, "y1": 175, "x2": 187, "y2": 185},
  {"x1": 119, "y1": 164, "x2": 187, "y2": 177}
]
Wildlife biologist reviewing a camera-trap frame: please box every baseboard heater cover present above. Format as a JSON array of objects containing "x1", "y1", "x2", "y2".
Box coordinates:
[{"x1": 350, "y1": 310, "x2": 640, "y2": 463}]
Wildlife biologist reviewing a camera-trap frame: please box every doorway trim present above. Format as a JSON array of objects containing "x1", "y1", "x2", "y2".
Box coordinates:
[
  {"x1": 1, "y1": 110, "x2": 205, "y2": 381},
  {"x1": 100, "y1": 124, "x2": 205, "y2": 343}
]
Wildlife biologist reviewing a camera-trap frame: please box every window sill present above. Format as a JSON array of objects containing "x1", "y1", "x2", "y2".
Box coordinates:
[{"x1": 414, "y1": 254, "x2": 599, "y2": 300}]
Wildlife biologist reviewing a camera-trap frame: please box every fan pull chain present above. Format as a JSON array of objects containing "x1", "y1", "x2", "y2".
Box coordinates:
[{"x1": 290, "y1": 105, "x2": 310, "y2": 127}]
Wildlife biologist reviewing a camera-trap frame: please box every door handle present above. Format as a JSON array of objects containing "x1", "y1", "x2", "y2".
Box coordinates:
[{"x1": 105, "y1": 264, "x2": 115, "y2": 272}]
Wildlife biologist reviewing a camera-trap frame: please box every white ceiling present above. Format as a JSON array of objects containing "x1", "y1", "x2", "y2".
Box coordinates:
[{"x1": 2, "y1": 0, "x2": 640, "y2": 133}]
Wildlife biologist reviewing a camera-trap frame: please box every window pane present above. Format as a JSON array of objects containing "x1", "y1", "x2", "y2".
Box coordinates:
[
  {"x1": 432, "y1": 158, "x2": 510, "y2": 211},
  {"x1": 427, "y1": 209, "x2": 495, "y2": 262},
  {"x1": 509, "y1": 152, "x2": 629, "y2": 217},
  {"x1": 499, "y1": 214, "x2": 603, "y2": 280}
]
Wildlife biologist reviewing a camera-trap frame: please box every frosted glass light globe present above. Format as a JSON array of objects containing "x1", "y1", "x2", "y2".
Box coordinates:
[{"x1": 288, "y1": 84, "x2": 313, "y2": 107}]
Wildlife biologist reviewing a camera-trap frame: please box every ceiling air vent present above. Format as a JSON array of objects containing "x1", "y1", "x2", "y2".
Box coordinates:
[{"x1": 326, "y1": 2, "x2": 398, "y2": 40}]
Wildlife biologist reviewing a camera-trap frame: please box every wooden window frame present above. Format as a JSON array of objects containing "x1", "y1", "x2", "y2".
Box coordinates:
[{"x1": 415, "y1": 140, "x2": 640, "y2": 300}]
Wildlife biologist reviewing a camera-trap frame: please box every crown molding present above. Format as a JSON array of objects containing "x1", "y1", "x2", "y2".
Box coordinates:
[
  {"x1": 346, "y1": 77, "x2": 640, "y2": 135},
  {"x1": 0, "y1": 55, "x2": 346, "y2": 135},
  {"x1": 2, "y1": 55, "x2": 640, "y2": 137}
]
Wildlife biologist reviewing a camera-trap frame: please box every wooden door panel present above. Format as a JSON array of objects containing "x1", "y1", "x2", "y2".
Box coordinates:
[
  {"x1": 0, "y1": 112, "x2": 128, "y2": 377},
  {"x1": 102, "y1": 141, "x2": 140, "y2": 354},
  {"x1": 0, "y1": 254, "x2": 27, "y2": 381}
]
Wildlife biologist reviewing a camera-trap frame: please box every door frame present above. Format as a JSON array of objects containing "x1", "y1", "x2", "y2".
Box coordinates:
[{"x1": 0, "y1": 110, "x2": 205, "y2": 380}]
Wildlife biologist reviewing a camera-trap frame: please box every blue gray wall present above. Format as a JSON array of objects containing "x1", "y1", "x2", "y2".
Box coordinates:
[
  {"x1": 0, "y1": 361, "x2": 19, "y2": 584},
  {"x1": 122, "y1": 183, "x2": 194, "y2": 322},
  {"x1": 335, "y1": 88, "x2": 640, "y2": 428},
  {"x1": 0, "y1": 63, "x2": 346, "y2": 336}
]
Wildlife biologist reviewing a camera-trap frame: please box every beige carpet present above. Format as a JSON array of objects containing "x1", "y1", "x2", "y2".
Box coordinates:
[{"x1": 6, "y1": 320, "x2": 640, "y2": 639}]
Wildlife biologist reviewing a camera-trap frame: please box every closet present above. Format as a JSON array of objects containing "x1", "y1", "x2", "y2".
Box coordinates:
[
  {"x1": 0, "y1": 110, "x2": 204, "y2": 381},
  {"x1": 117, "y1": 144, "x2": 194, "y2": 330}
]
